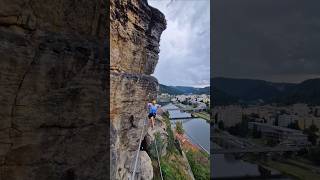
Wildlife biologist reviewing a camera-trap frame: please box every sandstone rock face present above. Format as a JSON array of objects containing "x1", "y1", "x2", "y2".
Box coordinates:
[
  {"x1": 110, "y1": 0, "x2": 166, "y2": 74},
  {"x1": 0, "y1": 0, "x2": 105, "y2": 37},
  {"x1": 0, "y1": 1, "x2": 108, "y2": 180},
  {"x1": 110, "y1": 0, "x2": 166, "y2": 179},
  {"x1": 145, "y1": 118, "x2": 168, "y2": 157},
  {"x1": 138, "y1": 151, "x2": 153, "y2": 180}
]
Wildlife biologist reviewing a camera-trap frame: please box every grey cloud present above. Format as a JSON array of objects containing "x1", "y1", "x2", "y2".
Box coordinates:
[
  {"x1": 149, "y1": 0, "x2": 210, "y2": 87},
  {"x1": 213, "y1": 0, "x2": 320, "y2": 83}
]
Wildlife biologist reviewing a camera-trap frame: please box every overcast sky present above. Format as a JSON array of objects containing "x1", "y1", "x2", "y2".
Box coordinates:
[
  {"x1": 148, "y1": 0, "x2": 210, "y2": 87},
  {"x1": 213, "y1": 0, "x2": 320, "y2": 83}
]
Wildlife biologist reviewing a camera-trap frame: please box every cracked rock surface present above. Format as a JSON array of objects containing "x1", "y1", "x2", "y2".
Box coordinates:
[
  {"x1": 110, "y1": 0, "x2": 166, "y2": 179},
  {"x1": 0, "y1": 1, "x2": 108, "y2": 180}
]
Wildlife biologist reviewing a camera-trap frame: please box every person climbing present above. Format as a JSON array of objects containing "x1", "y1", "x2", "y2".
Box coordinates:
[{"x1": 147, "y1": 99, "x2": 158, "y2": 129}]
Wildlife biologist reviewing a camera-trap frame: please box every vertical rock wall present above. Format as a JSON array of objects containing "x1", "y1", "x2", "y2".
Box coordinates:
[
  {"x1": 110, "y1": 0, "x2": 166, "y2": 179},
  {"x1": 0, "y1": 1, "x2": 108, "y2": 180}
]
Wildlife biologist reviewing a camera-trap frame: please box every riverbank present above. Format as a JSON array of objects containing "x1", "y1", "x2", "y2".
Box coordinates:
[
  {"x1": 262, "y1": 159, "x2": 320, "y2": 180},
  {"x1": 175, "y1": 133, "x2": 200, "y2": 151},
  {"x1": 158, "y1": 107, "x2": 210, "y2": 179},
  {"x1": 175, "y1": 124, "x2": 210, "y2": 179},
  {"x1": 152, "y1": 153, "x2": 193, "y2": 180},
  {"x1": 244, "y1": 154, "x2": 320, "y2": 180},
  {"x1": 151, "y1": 114, "x2": 195, "y2": 179},
  {"x1": 192, "y1": 112, "x2": 210, "y2": 122},
  {"x1": 182, "y1": 141, "x2": 210, "y2": 180}
]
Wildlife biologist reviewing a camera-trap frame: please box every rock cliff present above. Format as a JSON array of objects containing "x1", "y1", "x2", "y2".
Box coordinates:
[
  {"x1": 110, "y1": 0, "x2": 166, "y2": 179},
  {"x1": 0, "y1": 1, "x2": 108, "y2": 180}
]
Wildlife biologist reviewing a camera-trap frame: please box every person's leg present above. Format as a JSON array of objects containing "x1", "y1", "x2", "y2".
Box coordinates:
[
  {"x1": 148, "y1": 113, "x2": 152, "y2": 128},
  {"x1": 151, "y1": 116, "x2": 155, "y2": 129}
]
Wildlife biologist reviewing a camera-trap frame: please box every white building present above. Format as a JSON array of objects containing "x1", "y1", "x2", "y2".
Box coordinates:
[
  {"x1": 248, "y1": 122, "x2": 309, "y2": 147},
  {"x1": 278, "y1": 114, "x2": 299, "y2": 127}
]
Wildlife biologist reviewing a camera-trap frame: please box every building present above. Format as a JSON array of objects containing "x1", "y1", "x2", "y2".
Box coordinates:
[
  {"x1": 292, "y1": 103, "x2": 310, "y2": 116},
  {"x1": 248, "y1": 122, "x2": 309, "y2": 147},
  {"x1": 214, "y1": 105, "x2": 242, "y2": 127},
  {"x1": 278, "y1": 114, "x2": 299, "y2": 127},
  {"x1": 297, "y1": 115, "x2": 320, "y2": 130}
]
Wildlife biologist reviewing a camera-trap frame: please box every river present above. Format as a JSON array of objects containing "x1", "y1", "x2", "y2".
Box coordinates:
[
  {"x1": 211, "y1": 132, "x2": 292, "y2": 179},
  {"x1": 165, "y1": 104, "x2": 291, "y2": 179},
  {"x1": 167, "y1": 107, "x2": 210, "y2": 153},
  {"x1": 212, "y1": 144, "x2": 291, "y2": 179}
]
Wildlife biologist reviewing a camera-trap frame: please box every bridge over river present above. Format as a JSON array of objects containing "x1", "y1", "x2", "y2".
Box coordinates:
[{"x1": 162, "y1": 103, "x2": 206, "y2": 112}]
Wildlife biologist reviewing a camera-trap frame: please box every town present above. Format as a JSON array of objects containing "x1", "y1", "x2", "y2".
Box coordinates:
[
  {"x1": 213, "y1": 103, "x2": 320, "y2": 179},
  {"x1": 214, "y1": 103, "x2": 320, "y2": 146},
  {"x1": 158, "y1": 93, "x2": 210, "y2": 109}
]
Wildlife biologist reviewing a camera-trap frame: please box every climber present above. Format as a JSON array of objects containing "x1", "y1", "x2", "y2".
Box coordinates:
[{"x1": 147, "y1": 99, "x2": 158, "y2": 129}]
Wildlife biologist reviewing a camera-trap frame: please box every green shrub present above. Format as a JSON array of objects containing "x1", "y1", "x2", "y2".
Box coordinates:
[
  {"x1": 186, "y1": 151, "x2": 210, "y2": 180},
  {"x1": 176, "y1": 121, "x2": 184, "y2": 135},
  {"x1": 163, "y1": 114, "x2": 176, "y2": 153},
  {"x1": 152, "y1": 114, "x2": 189, "y2": 179},
  {"x1": 161, "y1": 157, "x2": 188, "y2": 180}
]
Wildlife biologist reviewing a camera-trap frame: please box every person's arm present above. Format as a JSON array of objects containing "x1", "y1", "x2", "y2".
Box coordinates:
[{"x1": 147, "y1": 103, "x2": 151, "y2": 111}]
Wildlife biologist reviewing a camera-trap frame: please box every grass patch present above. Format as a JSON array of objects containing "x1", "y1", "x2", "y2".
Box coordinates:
[
  {"x1": 193, "y1": 112, "x2": 211, "y2": 122},
  {"x1": 185, "y1": 149, "x2": 210, "y2": 180},
  {"x1": 162, "y1": 154, "x2": 190, "y2": 180},
  {"x1": 162, "y1": 111, "x2": 210, "y2": 179},
  {"x1": 244, "y1": 154, "x2": 320, "y2": 180},
  {"x1": 162, "y1": 112, "x2": 178, "y2": 154},
  {"x1": 152, "y1": 152, "x2": 191, "y2": 180},
  {"x1": 263, "y1": 160, "x2": 320, "y2": 180},
  {"x1": 151, "y1": 113, "x2": 192, "y2": 179}
]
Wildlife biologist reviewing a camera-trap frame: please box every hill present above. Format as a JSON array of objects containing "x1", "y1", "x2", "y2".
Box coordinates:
[
  {"x1": 212, "y1": 87, "x2": 238, "y2": 105},
  {"x1": 212, "y1": 77, "x2": 320, "y2": 105},
  {"x1": 159, "y1": 84, "x2": 210, "y2": 95}
]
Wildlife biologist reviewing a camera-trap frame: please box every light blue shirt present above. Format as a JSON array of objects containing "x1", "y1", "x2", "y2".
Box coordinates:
[{"x1": 148, "y1": 103, "x2": 158, "y2": 114}]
